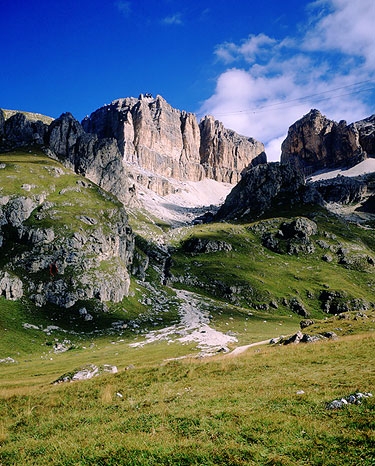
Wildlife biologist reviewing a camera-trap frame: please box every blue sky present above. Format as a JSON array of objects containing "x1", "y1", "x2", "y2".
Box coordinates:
[{"x1": 1, "y1": 0, "x2": 374, "y2": 160}]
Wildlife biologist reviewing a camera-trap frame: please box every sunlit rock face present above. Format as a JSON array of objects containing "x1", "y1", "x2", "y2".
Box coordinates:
[
  {"x1": 82, "y1": 94, "x2": 266, "y2": 187},
  {"x1": 281, "y1": 109, "x2": 370, "y2": 173}
]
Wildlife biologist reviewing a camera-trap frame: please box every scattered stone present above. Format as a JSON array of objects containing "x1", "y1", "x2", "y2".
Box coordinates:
[
  {"x1": 182, "y1": 237, "x2": 232, "y2": 254},
  {"x1": 300, "y1": 319, "x2": 315, "y2": 329},
  {"x1": 23, "y1": 323, "x2": 41, "y2": 330},
  {"x1": 54, "y1": 364, "x2": 118, "y2": 384},
  {"x1": 0, "y1": 357, "x2": 17, "y2": 364},
  {"x1": 326, "y1": 392, "x2": 373, "y2": 409},
  {"x1": 21, "y1": 184, "x2": 36, "y2": 192},
  {"x1": 296, "y1": 390, "x2": 305, "y2": 395},
  {"x1": 53, "y1": 340, "x2": 73, "y2": 353}
]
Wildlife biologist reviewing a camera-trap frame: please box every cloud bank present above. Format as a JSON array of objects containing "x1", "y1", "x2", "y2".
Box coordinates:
[{"x1": 199, "y1": 0, "x2": 375, "y2": 161}]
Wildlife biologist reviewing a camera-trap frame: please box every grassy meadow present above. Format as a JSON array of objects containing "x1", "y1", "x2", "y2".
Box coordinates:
[
  {"x1": 1, "y1": 149, "x2": 375, "y2": 464},
  {"x1": 0, "y1": 328, "x2": 374, "y2": 465}
]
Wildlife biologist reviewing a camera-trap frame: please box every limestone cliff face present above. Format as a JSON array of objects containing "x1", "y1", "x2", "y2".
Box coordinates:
[
  {"x1": 281, "y1": 109, "x2": 369, "y2": 173},
  {"x1": 199, "y1": 116, "x2": 266, "y2": 183},
  {"x1": 82, "y1": 95, "x2": 266, "y2": 188}
]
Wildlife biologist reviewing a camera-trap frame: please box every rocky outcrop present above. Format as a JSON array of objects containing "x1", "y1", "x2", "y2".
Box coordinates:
[
  {"x1": 182, "y1": 237, "x2": 232, "y2": 254},
  {"x1": 262, "y1": 217, "x2": 318, "y2": 255},
  {"x1": 46, "y1": 113, "x2": 134, "y2": 204},
  {"x1": 0, "y1": 157, "x2": 134, "y2": 309},
  {"x1": 0, "y1": 272, "x2": 23, "y2": 300},
  {"x1": 214, "y1": 163, "x2": 320, "y2": 221},
  {"x1": 327, "y1": 392, "x2": 373, "y2": 410},
  {"x1": 281, "y1": 109, "x2": 368, "y2": 173},
  {"x1": 311, "y1": 176, "x2": 367, "y2": 204},
  {"x1": 54, "y1": 364, "x2": 118, "y2": 383},
  {"x1": 82, "y1": 95, "x2": 266, "y2": 188},
  {"x1": 355, "y1": 114, "x2": 375, "y2": 156},
  {"x1": 0, "y1": 111, "x2": 48, "y2": 151}
]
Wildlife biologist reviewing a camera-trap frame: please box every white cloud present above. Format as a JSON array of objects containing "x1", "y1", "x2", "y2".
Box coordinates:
[
  {"x1": 304, "y1": 0, "x2": 375, "y2": 69},
  {"x1": 215, "y1": 34, "x2": 276, "y2": 64},
  {"x1": 200, "y1": 0, "x2": 375, "y2": 162},
  {"x1": 162, "y1": 13, "x2": 183, "y2": 25}
]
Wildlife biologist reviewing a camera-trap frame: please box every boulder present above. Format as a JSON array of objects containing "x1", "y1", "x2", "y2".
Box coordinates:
[{"x1": 279, "y1": 217, "x2": 318, "y2": 240}]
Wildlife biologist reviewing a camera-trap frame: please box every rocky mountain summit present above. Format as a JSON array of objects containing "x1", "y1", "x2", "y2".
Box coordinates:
[
  {"x1": 215, "y1": 110, "x2": 375, "y2": 223},
  {"x1": 82, "y1": 94, "x2": 266, "y2": 193},
  {"x1": 281, "y1": 109, "x2": 375, "y2": 173}
]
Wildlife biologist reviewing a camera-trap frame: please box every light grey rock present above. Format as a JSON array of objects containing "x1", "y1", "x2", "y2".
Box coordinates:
[
  {"x1": 182, "y1": 237, "x2": 232, "y2": 254},
  {"x1": 0, "y1": 357, "x2": 17, "y2": 364},
  {"x1": 0, "y1": 272, "x2": 23, "y2": 300},
  {"x1": 6, "y1": 196, "x2": 37, "y2": 227},
  {"x1": 327, "y1": 392, "x2": 373, "y2": 409},
  {"x1": 54, "y1": 363, "x2": 118, "y2": 383},
  {"x1": 82, "y1": 95, "x2": 266, "y2": 186}
]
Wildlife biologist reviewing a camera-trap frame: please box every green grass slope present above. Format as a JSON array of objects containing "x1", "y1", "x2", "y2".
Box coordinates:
[
  {"x1": 1, "y1": 147, "x2": 375, "y2": 465},
  {"x1": 0, "y1": 329, "x2": 374, "y2": 465},
  {"x1": 170, "y1": 207, "x2": 375, "y2": 322}
]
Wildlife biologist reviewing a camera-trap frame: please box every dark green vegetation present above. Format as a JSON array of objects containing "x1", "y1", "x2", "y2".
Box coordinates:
[{"x1": 1, "y1": 150, "x2": 375, "y2": 465}]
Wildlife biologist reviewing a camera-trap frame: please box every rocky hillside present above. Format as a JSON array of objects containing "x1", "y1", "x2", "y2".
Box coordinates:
[
  {"x1": 216, "y1": 110, "x2": 375, "y2": 223},
  {"x1": 0, "y1": 149, "x2": 134, "y2": 310},
  {"x1": 82, "y1": 94, "x2": 266, "y2": 191},
  {"x1": 281, "y1": 109, "x2": 375, "y2": 173}
]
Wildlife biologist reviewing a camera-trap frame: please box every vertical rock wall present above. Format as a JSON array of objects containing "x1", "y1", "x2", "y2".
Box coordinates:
[{"x1": 82, "y1": 94, "x2": 266, "y2": 185}]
